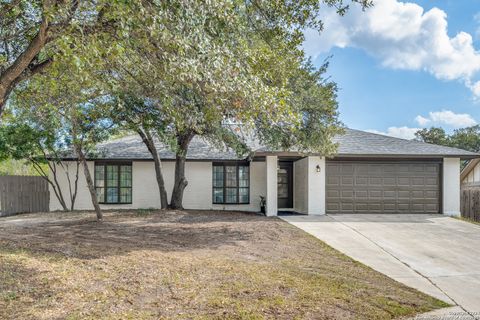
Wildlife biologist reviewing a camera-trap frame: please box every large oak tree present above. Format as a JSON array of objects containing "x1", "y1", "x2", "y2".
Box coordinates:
[
  {"x1": 7, "y1": 0, "x2": 372, "y2": 215},
  {"x1": 0, "y1": 0, "x2": 118, "y2": 115}
]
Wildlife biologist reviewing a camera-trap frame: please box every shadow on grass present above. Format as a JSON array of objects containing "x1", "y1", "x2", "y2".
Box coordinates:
[{"x1": 0, "y1": 210, "x2": 265, "y2": 260}]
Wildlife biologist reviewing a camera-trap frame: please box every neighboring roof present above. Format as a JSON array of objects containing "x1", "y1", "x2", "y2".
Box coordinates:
[
  {"x1": 61, "y1": 128, "x2": 479, "y2": 161},
  {"x1": 461, "y1": 158, "x2": 480, "y2": 181}
]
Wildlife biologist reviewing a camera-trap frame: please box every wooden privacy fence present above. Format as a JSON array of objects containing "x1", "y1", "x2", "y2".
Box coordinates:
[
  {"x1": 461, "y1": 184, "x2": 480, "y2": 222},
  {"x1": 0, "y1": 176, "x2": 49, "y2": 217}
]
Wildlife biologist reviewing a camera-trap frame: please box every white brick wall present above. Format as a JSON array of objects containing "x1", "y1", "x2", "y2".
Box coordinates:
[
  {"x1": 265, "y1": 156, "x2": 278, "y2": 216},
  {"x1": 293, "y1": 158, "x2": 308, "y2": 213},
  {"x1": 292, "y1": 156, "x2": 326, "y2": 215},
  {"x1": 443, "y1": 158, "x2": 461, "y2": 216},
  {"x1": 49, "y1": 160, "x2": 266, "y2": 212},
  {"x1": 307, "y1": 156, "x2": 326, "y2": 215}
]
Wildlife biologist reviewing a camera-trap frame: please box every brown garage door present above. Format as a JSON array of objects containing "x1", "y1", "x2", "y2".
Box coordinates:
[{"x1": 326, "y1": 161, "x2": 441, "y2": 213}]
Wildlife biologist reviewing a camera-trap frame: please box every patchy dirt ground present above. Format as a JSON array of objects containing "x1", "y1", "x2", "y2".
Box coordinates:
[{"x1": 0, "y1": 210, "x2": 447, "y2": 319}]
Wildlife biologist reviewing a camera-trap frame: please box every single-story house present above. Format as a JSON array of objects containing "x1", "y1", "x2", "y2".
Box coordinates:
[{"x1": 50, "y1": 128, "x2": 479, "y2": 216}]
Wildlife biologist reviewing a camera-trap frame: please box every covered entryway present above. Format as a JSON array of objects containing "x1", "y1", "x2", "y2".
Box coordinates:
[
  {"x1": 326, "y1": 160, "x2": 441, "y2": 214},
  {"x1": 278, "y1": 161, "x2": 293, "y2": 208}
]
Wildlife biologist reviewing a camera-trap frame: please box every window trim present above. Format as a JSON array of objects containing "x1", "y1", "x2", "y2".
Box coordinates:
[
  {"x1": 94, "y1": 161, "x2": 132, "y2": 204},
  {"x1": 212, "y1": 161, "x2": 250, "y2": 205}
]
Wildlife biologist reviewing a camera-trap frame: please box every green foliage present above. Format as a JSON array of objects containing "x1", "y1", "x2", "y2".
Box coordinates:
[
  {"x1": 12, "y1": 56, "x2": 118, "y2": 157},
  {"x1": 89, "y1": 1, "x2": 361, "y2": 158},
  {"x1": 415, "y1": 126, "x2": 480, "y2": 153},
  {"x1": 5, "y1": 0, "x2": 372, "y2": 160},
  {"x1": 450, "y1": 125, "x2": 480, "y2": 153},
  {"x1": 414, "y1": 127, "x2": 449, "y2": 146},
  {"x1": 255, "y1": 58, "x2": 344, "y2": 155},
  {"x1": 0, "y1": 158, "x2": 45, "y2": 176}
]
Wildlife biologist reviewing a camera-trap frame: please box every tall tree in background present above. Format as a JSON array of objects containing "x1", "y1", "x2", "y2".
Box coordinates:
[
  {"x1": 415, "y1": 126, "x2": 480, "y2": 153},
  {"x1": 415, "y1": 126, "x2": 480, "y2": 170},
  {"x1": 414, "y1": 127, "x2": 449, "y2": 146},
  {"x1": 449, "y1": 125, "x2": 480, "y2": 153}
]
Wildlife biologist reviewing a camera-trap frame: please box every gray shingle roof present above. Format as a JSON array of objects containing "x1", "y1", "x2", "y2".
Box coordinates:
[
  {"x1": 91, "y1": 135, "x2": 243, "y2": 160},
  {"x1": 78, "y1": 128, "x2": 479, "y2": 160},
  {"x1": 332, "y1": 129, "x2": 479, "y2": 158}
]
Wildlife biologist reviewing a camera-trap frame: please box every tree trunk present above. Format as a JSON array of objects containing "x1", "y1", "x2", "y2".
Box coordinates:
[
  {"x1": 63, "y1": 160, "x2": 80, "y2": 211},
  {"x1": 71, "y1": 160, "x2": 80, "y2": 211},
  {"x1": 137, "y1": 129, "x2": 168, "y2": 209},
  {"x1": 31, "y1": 158, "x2": 69, "y2": 211},
  {"x1": 76, "y1": 145, "x2": 103, "y2": 221},
  {"x1": 170, "y1": 132, "x2": 194, "y2": 210},
  {"x1": 0, "y1": 18, "x2": 49, "y2": 115}
]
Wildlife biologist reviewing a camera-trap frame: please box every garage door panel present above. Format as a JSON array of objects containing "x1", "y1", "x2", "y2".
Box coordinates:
[
  {"x1": 369, "y1": 190, "x2": 382, "y2": 198},
  {"x1": 355, "y1": 164, "x2": 369, "y2": 174},
  {"x1": 341, "y1": 164, "x2": 354, "y2": 174},
  {"x1": 355, "y1": 203, "x2": 369, "y2": 211},
  {"x1": 326, "y1": 161, "x2": 441, "y2": 214},
  {"x1": 412, "y1": 177, "x2": 425, "y2": 185},
  {"x1": 327, "y1": 202, "x2": 340, "y2": 211},
  {"x1": 355, "y1": 176, "x2": 368, "y2": 186},
  {"x1": 398, "y1": 177, "x2": 410, "y2": 186},
  {"x1": 411, "y1": 203, "x2": 424, "y2": 211},
  {"x1": 368, "y1": 165, "x2": 382, "y2": 174},
  {"x1": 398, "y1": 190, "x2": 410, "y2": 198},
  {"x1": 341, "y1": 176, "x2": 354, "y2": 185},
  {"x1": 327, "y1": 176, "x2": 340, "y2": 186},
  {"x1": 384, "y1": 203, "x2": 397, "y2": 211},
  {"x1": 327, "y1": 189, "x2": 340, "y2": 198},
  {"x1": 425, "y1": 190, "x2": 439, "y2": 198},
  {"x1": 383, "y1": 190, "x2": 396, "y2": 199},
  {"x1": 341, "y1": 203, "x2": 354, "y2": 211},
  {"x1": 383, "y1": 177, "x2": 396, "y2": 186},
  {"x1": 369, "y1": 177, "x2": 382, "y2": 186},
  {"x1": 356, "y1": 190, "x2": 368, "y2": 199}
]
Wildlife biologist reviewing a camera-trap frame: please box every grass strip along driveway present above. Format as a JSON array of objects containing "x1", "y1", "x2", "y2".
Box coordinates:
[{"x1": 0, "y1": 210, "x2": 447, "y2": 319}]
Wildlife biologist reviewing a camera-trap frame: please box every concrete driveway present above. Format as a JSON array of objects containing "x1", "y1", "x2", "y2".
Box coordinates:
[{"x1": 281, "y1": 214, "x2": 480, "y2": 316}]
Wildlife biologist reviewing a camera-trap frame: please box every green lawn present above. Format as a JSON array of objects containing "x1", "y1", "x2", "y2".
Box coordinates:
[{"x1": 0, "y1": 210, "x2": 448, "y2": 319}]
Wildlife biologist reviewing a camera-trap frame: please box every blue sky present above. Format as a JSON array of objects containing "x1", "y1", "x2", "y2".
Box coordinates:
[{"x1": 303, "y1": 0, "x2": 480, "y2": 139}]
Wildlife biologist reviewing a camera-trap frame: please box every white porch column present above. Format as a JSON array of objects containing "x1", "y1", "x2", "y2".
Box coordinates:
[
  {"x1": 307, "y1": 156, "x2": 326, "y2": 215},
  {"x1": 266, "y1": 155, "x2": 278, "y2": 216},
  {"x1": 443, "y1": 158, "x2": 460, "y2": 216}
]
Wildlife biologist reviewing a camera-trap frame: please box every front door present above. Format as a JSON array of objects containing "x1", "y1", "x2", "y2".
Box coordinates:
[{"x1": 278, "y1": 162, "x2": 293, "y2": 208}]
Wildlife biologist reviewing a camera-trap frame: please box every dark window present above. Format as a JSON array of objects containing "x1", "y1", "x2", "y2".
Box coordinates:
[
  {"x1": 212, "y1": 162, "x2": 249, "y2": 204},
  {"x1": 95, "y1": 162, "x2": 132, "y2": 204}
]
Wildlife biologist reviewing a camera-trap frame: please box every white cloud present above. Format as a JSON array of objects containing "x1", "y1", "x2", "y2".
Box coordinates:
[
  {"x1": 366, "y1": 126, "x2": 420, "y2": 140},
  {"x1": 304, "y1": 0, "x2": 480, "y2": 97},
  {"x1": 414, "y1": 110, "x2": 477, "y2": 127},
  {"x1": 474, "y1": 12, "x2": 480, "y2": 39},
  {"x1": 414, "y1": 115, "x2": 430, "y2": 126}
]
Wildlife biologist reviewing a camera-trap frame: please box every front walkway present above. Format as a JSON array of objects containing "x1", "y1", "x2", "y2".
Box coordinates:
[{"x1": 281, "y1": 214, "x2": 480, "y2": 318}]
